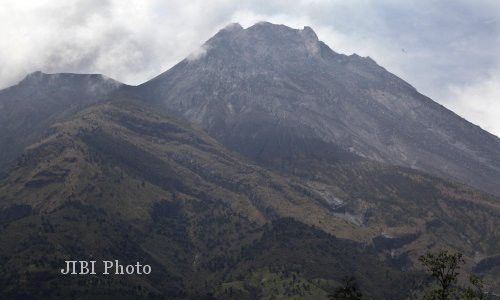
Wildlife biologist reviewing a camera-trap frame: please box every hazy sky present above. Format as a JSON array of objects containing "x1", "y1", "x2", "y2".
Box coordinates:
[{"x1": 1, "y1": 0, "x2": 499, "y2": 136}]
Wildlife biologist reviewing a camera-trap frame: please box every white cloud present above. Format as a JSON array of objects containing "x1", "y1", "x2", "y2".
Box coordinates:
[
  {"x1": 0, "y1": 0, "x2": 235, "y2": 88},
  {"x1": 0, "y1": 0, "x2": 498, "y2": 135},
  {"x1": 445, "y1": 73, "x2": 500, "y2": 137},
  {"x1": 187, "y1": 44, "x2": 209, "y2": 61}
]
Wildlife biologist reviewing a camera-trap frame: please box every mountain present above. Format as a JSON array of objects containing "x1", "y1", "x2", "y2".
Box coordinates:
[
  {"x1": 0, "y1": 98, "x2": 423, "y2": 299},
  {"x1": 138, "y1": 22, "x2": 500, "y2": 197},
  {"x1": 0, "y1": 71, "x2": 122, "y2": 174},
  {"x1": 1, "y1": 97, "x2": 499, "y2": 298},
  {"x1": 0, "y1": 22, "x2": 499, "y2": 298}
]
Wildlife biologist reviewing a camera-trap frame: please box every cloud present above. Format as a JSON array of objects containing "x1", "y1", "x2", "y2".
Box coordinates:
[
  {"x1": 446, "y1": 73, "x2": 500, "y2": 137},
  {"x1": 0, "y1": 0, "x2": 236, "y2": 88},
  {"x1": 0, "y1": 0, "x2": 498, "y2": 135},
  {"x1": 187, "y1": 44, "x2": 209, "y2": 61}
]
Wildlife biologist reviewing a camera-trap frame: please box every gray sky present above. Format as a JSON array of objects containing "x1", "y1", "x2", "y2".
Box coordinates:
[{"x1": 1, "y1": 0, "x2": 499, "y2": 136}]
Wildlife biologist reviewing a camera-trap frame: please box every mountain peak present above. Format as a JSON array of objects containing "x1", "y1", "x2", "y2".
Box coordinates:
[
  {"x1": 301, "y1": 26, "x2": 318, "y2": 40},
  {"x1": 196, "y1": 22, "x2": 324, "y2": 64},
  {"x1": 206, "y1": 22, "x2": 243, "y2": 43},
  {"x1": 221, "y1": 22, "x2": 243, "y2": 32},
  {"x1": 28, "y1": 70, "x2": 45, "y2": 76},
  {"x1": 141, "y1": 21, "x2": 500, "y2": 197},
  {"x1": 23, "y1": 70, "x2": 47, "y2": 80},
  {"x1": 208, "y1": 22, "x2": 320, "y2": 44},
  {"x1": 246, "y1": 22, "x2": 319, "y2": 40},
  {"x1": 17, "y1": 71, "x2": 122, "y2": 90},
  {"x1": 245, "y1": 22, "x2": 319, "y2": 42}
]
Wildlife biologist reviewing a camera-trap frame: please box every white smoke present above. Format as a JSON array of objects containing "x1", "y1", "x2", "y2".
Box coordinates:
[{"x1": 187, "y1": 44, "x2": 209, "y2": 61}]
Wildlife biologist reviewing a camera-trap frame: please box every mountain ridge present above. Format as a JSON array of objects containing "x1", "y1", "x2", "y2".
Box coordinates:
[
  {"x1": 0, "y1": 98, "x2": 424, "y2": 298},
  {"x1": 0, "y1": 71, "x2": 122, "y2": 175},
  {"x1": 136, "y1": 22, "x2": 500, "y2": 197},
  {"x1": 1, "y1": 96, "x2": 499, "y2": 297},
  {"x1": 1, "y1": 21, "x2": 500, "y2": 298}
]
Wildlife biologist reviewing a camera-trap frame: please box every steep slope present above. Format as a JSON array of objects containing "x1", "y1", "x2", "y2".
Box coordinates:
[
  {"x1": 0, "y1": 71, "x2": 122, "y2": 174},
  {"x1": 0, "y1": 97, "x2": 418, "y2": 299},
  {"x1": 0, "y1": 96, "x2": 499, "y2": 298},
  {"x1": 137, "y1": 22, "x2": 500, "y2": 196}
]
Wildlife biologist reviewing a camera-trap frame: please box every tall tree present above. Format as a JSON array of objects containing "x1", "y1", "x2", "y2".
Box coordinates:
[{"x1": 418, "y1": 250, "x2": 464, "y2": 300}]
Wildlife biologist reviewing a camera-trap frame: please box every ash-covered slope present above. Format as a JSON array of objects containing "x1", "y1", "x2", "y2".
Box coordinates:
[
  {"x1": 138, "y1": 22, "x2": 500, "y2": 196},
  {"x1": 0, "y1": 71, "x2": 122, "y2": 174}
]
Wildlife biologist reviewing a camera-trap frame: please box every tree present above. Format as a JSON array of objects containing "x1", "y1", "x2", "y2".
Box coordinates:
[
  {"x1": 460, "y1": 275, "x2": 488, "y2": 300},
  {"x1": 419, "y1": 250, "x2": 491, "y2": 300},
  {"x1": 329, "y1": 276, "x2": 364, "y2": 300},
  {"x1": 419, "y1": 250, "x2": 464, "y2": 300}
]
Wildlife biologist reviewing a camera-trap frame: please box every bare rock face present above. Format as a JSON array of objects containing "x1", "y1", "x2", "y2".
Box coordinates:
[{"x1": 138, "y1": 22, "x2": 500, "y2": 196}]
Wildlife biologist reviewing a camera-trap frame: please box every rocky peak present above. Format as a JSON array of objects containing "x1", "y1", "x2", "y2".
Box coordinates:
[
  {"x1": 21, "y1": 71, "x2": 50, "y2": 84},
  {"x1": 139, "y1": 22, "x2": 500, "y2": 197},
  {"x1": 205, "y1": 22, "x2": 243, "y2": 44},
  {"x1": 195, "y1": 22, "x2": 326, "y2": 69},
  {"x1": 220, "y1": 22, "x2": 243, "y2": 33}
]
